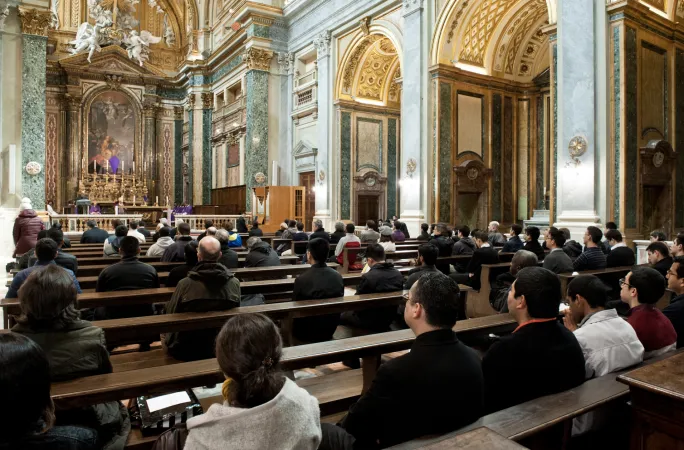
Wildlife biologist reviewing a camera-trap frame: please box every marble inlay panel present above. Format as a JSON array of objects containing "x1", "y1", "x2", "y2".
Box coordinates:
[
  {"x1": 536, "y1": 97, "x2": 544, "y2": 209},
  {"x1": 503, "y1": 97, "x2": 514, "y2": 224},
  {"x1": 625, "y1": 27, "x2": 638, "y2": 229},
  {"x1": 552, "y1": 41, "x2": 558, "y2": 224},
  {"x1": 340, "y1": 112, "x2": 352, "y2": 219},
  {"x1": 45, "y1": 112, "x2": 58, "y2": 203},
  {"x1": 159, "y1": 88, "x2": 186, "y2": 100},
  {"x1": 188, "y1": 111, "x2": 194, "y2": 204},
  {"x1": 248, "y1": 24, "x2": 270, "y2": 39},
  {"x1": 387, "y1": 118, "x2": 397, "y2": 219},
  {"x1": 457, "y1": 93, "x2": 484, "y2": 158},
  {"x1": 640, "y1": 43, "x2": 667, "y2": 144},
  {"x1": 202, "y1": 109, "x2": 213, "y2": 204},
  {"x1": 492, "y1": 94, "x2": 503, "y2": 220},
  {"x1": 162, "y1": 123, "x2": 172, "y2": 204},
  {"x1": 211, "y1": 54, "x2": 243, "y2": 84},
  {"x1": 438, "y1": 82, "x2": 452, "y2": 223},
  {"x1": 355, "y1": 117, "x2": 383, "y2": 172},
  {"x1": 245, "y1": 70, "x2": 270, "y2": 211},
  {"x1": 613, "y1": 27, "x2": 622, "y2": 227},
  {"x1": 676, "y1": 49, "x2": 684, "y2": 228},
  {"x1": 228, "y1": 143, "x2": 239, "y2": 167},
  {"x1": 517, "y1": 99, "x2": 530, "y2": 220},
  {"x1": 174, "y1": 119, "x2": 183, "y2": 204},
  {"x1": 21, "y1": 35, "x2": 48, "y2": 210}
]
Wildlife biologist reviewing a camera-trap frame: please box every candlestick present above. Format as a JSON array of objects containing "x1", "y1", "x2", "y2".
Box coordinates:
[
  {"x1": 133, "y1": 195, "x2": 136, "y2": 205},
  {"x1": 105, "y1": 159, "x2": 109, "y2": 173},
  {"x1": 155, "y1": 195, "x2": 159, "y2": 205},
  {"x1": 166, "y1": 196, "x2": 169, "y2": 206}
]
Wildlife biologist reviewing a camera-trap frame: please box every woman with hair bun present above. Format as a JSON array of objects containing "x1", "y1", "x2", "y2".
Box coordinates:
[{"x1": 184, "y1": 313, "x2": 321, "y2": 449}]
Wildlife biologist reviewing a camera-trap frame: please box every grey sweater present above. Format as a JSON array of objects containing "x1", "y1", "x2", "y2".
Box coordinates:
[{"x1": 185, "y1": 378, "x2": 321, "y2": 450}]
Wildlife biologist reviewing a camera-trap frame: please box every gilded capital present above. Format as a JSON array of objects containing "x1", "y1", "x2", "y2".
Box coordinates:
[
  {"x1": 243, "y1": 47, "x2": 274, "y2": 72},
  {"x1": 201, "y1": 92, "x2": 214, "y2": 109},
  {"x1": 174, "y1": 106, "x2": 184, "y2": 120},
  {"x1": 143, "y1": 105, "x2": 157, "y2": 118},
  {"x1": 18, "y1": 7, "x2": 52, "y2": 36},
  {"x1": 314, "y1": 31, "x2": 331, "y2": 59},
  {"x1": 187, "y1": 93, "x2": 196, "y2": 109}
]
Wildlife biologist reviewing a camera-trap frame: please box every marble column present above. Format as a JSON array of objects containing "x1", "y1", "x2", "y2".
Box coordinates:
[
  {"x1": 201, "y1": 93, "x2": 213, "y2": 204},
  {"x1": 400, "y1": 0, "x2": 427, "y2": 236},
  {"x1": 278, "y1": 52, "x2": 294, "y2": 186},
  {"x1": 64, "y1": 95, "x2": 81, "y2": 201},
  {"x1": 314, "y1": 31, "x2": 332, "y2": 230},
  {"x1": 187, "y1": 94, "x2": 196, "y2": 204},
  {"x1": 18, "y1": 7, "x2": 50, "y2": 210},
  {"x1": 243, "y1": 47, "x2": 273, "y2": 211},
  {"x1": 174, "y1": 107, "x2": 183, "y2": 204},
  {"x1": 143, "y1": 105, "x2": 157, "y2": 200},
  {"x1": 554, "y1": 0, "x2": 602, "y2": 238}
]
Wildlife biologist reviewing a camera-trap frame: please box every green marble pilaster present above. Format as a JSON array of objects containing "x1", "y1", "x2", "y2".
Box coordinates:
[
  {"x1": 202, "y1": 109, "x2": 212, "y2": 204},
  {"x1": 613, "y1": 27, "x2": 622, "y2": 228},
  {"x1": 491, "y1": 94, "x2": 503, "y2": 220},
  {"x1": 387, "y1": 118, "x2": 397, "y2": 219},
  {"x1": 174, "y1": 119, "x2": 183, "y2": 204},
  {"x1": 536, "y1": 97, "x2": 545, "y2": 209},
  {"x1": 676, "y1": 49, "x2": 684, "y2": 229},
  {"x1": 340, "y1": 112, "x2": 351, "y2": 219},
  {"x1": 551, "y1": 39, "x2": 558, "y2": 224},
  {"x1": 438, "y1": 82, "x2": 452, "y2": 223},
  {"x1": 187, "y1": 109, "x2": 194, "y2": 204},
  {"x1": 245, "y1": 69, "x2": 269, "y2": 211},
  {"x1": 21, "y1": 34, "x2": 47, "y2": 210},
  {"x1": 625, "y1": 27, "x2": 638, "y2": 229}
]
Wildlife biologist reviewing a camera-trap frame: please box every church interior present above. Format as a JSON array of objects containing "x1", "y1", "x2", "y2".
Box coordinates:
[{"x1": 1, "y1": 0, "x2": 684, "y2": 448}]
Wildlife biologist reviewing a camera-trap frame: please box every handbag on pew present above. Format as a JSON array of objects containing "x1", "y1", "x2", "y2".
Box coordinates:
[
  {"x1": 151, "y1": 424, "x2": 188, "y2": 450},
  {"x1": 133, "y1": 390, "x2": 203, "y2": 436}
]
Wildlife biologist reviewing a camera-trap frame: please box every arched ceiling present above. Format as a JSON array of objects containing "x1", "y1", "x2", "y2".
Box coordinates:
[
  {"x1": 432, "y1": 0, "x2": 551, "y2": 83},
  {"x1": 337, "y1": 35, "x2": 401, "y2": 106}
]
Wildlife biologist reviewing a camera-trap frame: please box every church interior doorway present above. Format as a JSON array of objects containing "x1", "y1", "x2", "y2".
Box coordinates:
[
  {"x1": 299, "y1": 171, "x2": 315, "y2": 231},
  {"x1": 357, "y1": 195, "x2": 379, "y2": 226}
]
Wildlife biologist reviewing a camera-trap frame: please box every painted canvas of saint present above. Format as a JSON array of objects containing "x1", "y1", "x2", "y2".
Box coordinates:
[{"x1": 87, "y1": 91, "x2": 136, "y2": 175}]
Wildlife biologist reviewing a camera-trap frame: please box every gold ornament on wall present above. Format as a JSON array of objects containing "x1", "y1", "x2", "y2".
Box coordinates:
[
  {"x1": 566, "y1": 136, "x2": 587, "y2": 168},
  {"x1": 201, "y1": 92, "x2": 214, "y2": 109},
  {"x1": 18, "y1": 7, "x2": 52, "y2": 36},
  {"x1": 406, "y1": 158, "x2": 417, "y2": 178},
  {"x1": 243, "y1": 48, "x2": 274, "y2": 72}
]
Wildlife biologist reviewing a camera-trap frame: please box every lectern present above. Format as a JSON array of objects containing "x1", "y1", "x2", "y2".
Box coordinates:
[{"x1": 252, "y1": 186, "x2": 305, "y2": 233}]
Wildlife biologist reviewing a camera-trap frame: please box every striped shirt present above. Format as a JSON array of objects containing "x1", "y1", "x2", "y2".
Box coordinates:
[{"x1": 573, "y1": 246, "x2": 607, "y2": 271}]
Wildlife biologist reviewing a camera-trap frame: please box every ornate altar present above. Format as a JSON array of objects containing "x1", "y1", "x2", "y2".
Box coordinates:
[{"x1": 79, "y1": 163, "x2": 149, "y2": 204}]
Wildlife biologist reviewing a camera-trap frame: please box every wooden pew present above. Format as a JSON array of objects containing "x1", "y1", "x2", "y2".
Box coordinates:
[
  {"x1": 392, "y1": 349, "x2": 684, "y2": 450},
  {"x1": 50, "y1": 314, "x2": 517, "y2": 411},
  {"x1": 466, "y1": 263, "x2": 513, "y2": 318}
]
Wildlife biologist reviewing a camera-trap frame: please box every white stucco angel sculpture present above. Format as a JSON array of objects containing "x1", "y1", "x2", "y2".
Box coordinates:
[
  {"x1": 124, "y1": 30, "x2": 161, "y2": 66},
  {"x1": 163, "y1": 14, "x2": 175, "y2": 46},
  {"x1": 70, "y1": 22, "x2": 102, "y2": 63}
]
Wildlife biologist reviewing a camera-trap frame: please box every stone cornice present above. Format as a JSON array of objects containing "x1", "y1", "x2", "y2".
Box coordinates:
[
  {"x1": 429, "y1": 63, "x2": 543, "y2": 94},
  {"x1": 18, "y1": 7, "x2": 51, "y2": 36}
]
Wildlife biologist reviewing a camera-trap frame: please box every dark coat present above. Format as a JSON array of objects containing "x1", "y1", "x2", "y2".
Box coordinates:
[
  {"x1": 218, "y1": 242, "x2": 239, "y2": 269},
  {"x1": 248, "y1": 227, "x2": 264, "y2": 237},
  {"x1": 236, "y1": 217, "x2": 249, "y2": 233},
  {"x1": 293, "y1": 231, "x2": 309, "y2": 242},
  {"x1": 502, "y1": 235, "x2": 524, "y2": 253},
  {"x1": 465, "y1": 246, "x2": 500, "y2": 290},
  {"x1": 431, "y1": 235, "x2": 454, "y2": 275},
  {"x1": 606, "y1": 246, "x2": 636, "y2": 268},
  {"x1": 310, "y1": 228, "x2": 331, "y2": 242},
  {"x1": 95, "y1": 257, "x2": 160, "y2": 319},
  {"x1": 330, "y1": 230, "x2": 346, "y2": 244},
  {"x1": 523, "y1": 240, "x2": 545, "y2": 260},
  {"x1": 452, "y1": 236, "x2": 476, "y2": 273},
  {"x1": 417, "y1": 230, "x2": 431, "y2": 241},
  {"x1": 292, "y1": 263, "x2": 345, "y2": 342},
  {"x1": 245, "y1": 241, "x2": 281, "y2": 267},
  {"x1": 482, "y1": 320, "x2": 585, "y2": 413},
  {"x1": 81, "y1": 227, "x2": 109, "y2": 244},
  {"x1": 340, "y1": 330, "x2": 484, "y2": 448},
  {"x1": 404, "y1": 265, "x2": 441, "y2": 290},
  {"x1": 31, "y1": 251, "x2": 79, "y2": 275},
  {"x1": 13, "y1": 210, "x2": 44, "y2": 256},
  {"x1": 489, "y1": 272, "x2": 514, "y2": 312},
  {"x1": 166, "y1": 264, "x2": 191, "y2": 288},
  {"x1": 663, "y1": 294, "x2": 684, "y2": 348},
  {"x1": 138, "y1": 227, "x2": 151, "y2": 238},
  {"x1": 161, "y1": 236, "x2": 195, "y2": 262},
  {"x1": 353, "y1": 262, "x2": 405, "y2": 331},
  {"x1": 653, "y1": 256, "x2": 673, "y2": 277},
  {"x1": 563, "y1": 240, "x2": 583, "y2": 258},
  {"x1": 164, "y1": 262, "x2": 241, "y2": 360}
]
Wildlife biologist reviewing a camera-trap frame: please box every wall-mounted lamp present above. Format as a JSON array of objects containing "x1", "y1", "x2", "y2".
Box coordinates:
[
  {"x1": 406, "y1": 158, "x2": 417, "y2": 178},
  {"x1": 318, "y1": 169, "x2": 326, "y2": 185},
  {"x1": 565, "y1": 135, "x2": 587, "y2": 169}
]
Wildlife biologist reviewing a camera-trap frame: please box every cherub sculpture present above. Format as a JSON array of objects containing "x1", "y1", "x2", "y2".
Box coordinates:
[
  {"x1": 70, "y1": 23, "x2": 102, "y2": 62},
  {"x1": 124, "y1": 30, "x2": 161, "y2": 66},
  {"x1": 163, "y1": 14, "x2": 175, "y2": 46}
]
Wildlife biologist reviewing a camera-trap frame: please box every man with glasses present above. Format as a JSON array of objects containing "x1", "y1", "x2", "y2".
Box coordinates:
[
  {"x1": 620, "y1": 267, "x2": 677, "y2": 358},
  {"x1": 320, "y1": 272, "x2": 484, "y2": 450},
  {"x1": 482, "y1": 266, "x2": 585, "y2": 413},
  {"x1": 664, "y1": 256, "x2": 684, "y2": 348}
]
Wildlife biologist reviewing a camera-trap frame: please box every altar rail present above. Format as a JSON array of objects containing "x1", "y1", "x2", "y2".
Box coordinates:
[
  {"x1": 175, "y1": 215, "x2": 252, "y2": 232},
  {"x1": 48, "y1": 214, "x2": 143, "y2": 232}
]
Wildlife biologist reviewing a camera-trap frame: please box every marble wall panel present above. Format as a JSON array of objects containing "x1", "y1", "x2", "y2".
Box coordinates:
[
  {"x1": 211, "y1": 54, "x2": 243, "y2": 84},
  {"x1": 245, "y1": 70, "x2": 270, "y2": 211},
  {"x1": 625, "y1": 27, "x2": 638, "y2": 229},
  {"x1": 457, "y1": 93, "x2": 483, "y2": 158},
  {"x1": 21, "y1": 35, "x2": 47, "y2": 210},
  {"x1": 536, "y1": 96, "x2": 545, "y2": 209},
  {"x1": 227, "y1": 166, "x2": 240, "y2": 186},
  {"x1": 162, "y1": 123, "x2": 172, "y2": 204},
  {"x1": 355, "y1": 118, "x2": 382, "y2": 172},
  {"x1": 340, "y1": 111, "x2": 352, "y2": 219},
  {"x1": 45, "y1": 112, "x2": 58, "y2": 203},
  {"x1": 503, "y1": 97, "x2": 514, "y2": 224},
  {"x1": 552, "y1": 40, "x2": 558, "y2": 223},
  {"x1": 613, "y1": 26, "x2": 622, "y2": 227},
  {"x1": 517, "y1": 99, "x2": 530, "y2": 220},
  {"x1": 387, "y1": 118, "x2": 397, "y2": 219},
  {"x1": 202, "y1": 109, "x2": 213, "y2": 204},
  {"x1": 438, "y1": 82, "x2": 452, "y2": 223},
  {"x1": 174, "y1": 119, "x2": 183, "y2": 204},
  {"x1": 188, "y1": 110, "x2": 194, "y2": 204},
  {"x1": 676, "y1": 49, "x2": 684, "y2": 229},
  {"x1": 640, "y1": 43, "x2": 667, "y2": 145},
  {"x1": 228, "y1": 143, "x2": 239, "y2": 167},
  {"x1": 492, "y1": 93, "x2": 503, "y2": 220}
]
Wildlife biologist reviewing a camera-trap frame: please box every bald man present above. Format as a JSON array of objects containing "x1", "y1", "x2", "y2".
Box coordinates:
[{"x1": 164, "y1": 236, "x2": 241, "y2": 361}]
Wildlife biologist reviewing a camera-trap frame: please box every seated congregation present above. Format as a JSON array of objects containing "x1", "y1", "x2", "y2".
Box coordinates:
[{"x1": 3, "y1": 215, "x2": 683, "y2": 450}]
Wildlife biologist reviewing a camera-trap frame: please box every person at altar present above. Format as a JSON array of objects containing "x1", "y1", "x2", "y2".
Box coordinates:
[
  {"x1": 109, "y1": 144, "x2": 121, "y2": 174},
  {"x1": 89, "y1": 201, "x2": 102, "y2": 214}
]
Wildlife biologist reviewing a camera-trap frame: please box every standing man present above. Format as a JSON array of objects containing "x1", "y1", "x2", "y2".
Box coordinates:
[
  {"x1": 291, "y1": 238, "x2": 345, "y2": 343},
  {"x1": 573, "y1": 226, "x2": 607, "y2": 271},
  {"x1": 80, "y1": 220, "x2": 109, "y2": 243},
  {"x1": 664, "y1": 256, "x2": 684, "y2": 348},
  {"x1": 543, "y1": 227, "x2": 574, "y2": 274}
]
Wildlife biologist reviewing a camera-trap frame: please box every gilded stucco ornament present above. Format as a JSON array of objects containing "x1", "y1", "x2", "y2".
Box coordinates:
[
  {"x1": 566, "y1": 135, "x2": 587, "y2": 168},
  {"x1": 25, "y1": 161, "x2": 43, "y2": 175}
]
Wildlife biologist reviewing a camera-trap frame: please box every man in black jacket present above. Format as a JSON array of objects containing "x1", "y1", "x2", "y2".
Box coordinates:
[
  {"x1": 310, "y1": 219, "x2": 330, "y2": 242},
  {"x1": 522, "y1": 226, "x2": 545, "y2": 260},
  {"x1": 431, "y1": 223, "x2": 454, "y2": 275},
  {"x1": 405, "y1": 243, "x2": 441, "y2": 290},
  {"x1": 196, "y1": 219, "x2": 214, "y2": 242},
  {"x1": 605, "y1": 229, "x2": 635, "y2": 267},
  {"x1": 664, "y1": 256, "x2": 684, "y2": 348},
  {"x1": 44, "y1": 228, "x2": 78, "y2": 274},
  {"x1": 341, "y1": 244, "x2": 404, "y2": 332},
  {"x1": 95, "y1": 236, "x2": 159, "y2": 320},
  {"x1": 417, "y1": 223, "x2": 431, "y2": 241},
  {"x1": 292, "y1": 238, "x2": 345, "y2": 343},
  {"x1": 244, "y1": 236, "x2": 281, "y2": 267},
  {"x1": 502, "y1": 224, "x2": 524, "y2": 253},
  {"x1": 647, "y1": 241, "x2": 673, "y2": 277},
  {"x1": 450, "y1": 230, "x2": 499, "y2": 290},
  {"x1": 215, "y1": 228, "x2": 239, "y2": 269},
  {"x1": 137, "y1": 220, "x2": 151, "y2": 238},
  {"x1": 452, "y1": 225, "x2": 475, "y2": 273},
  {"x1": 321, "y1": 272, "x2": 484, "y2": 449},
  {"x1": 482, "y1": 267, "x2": 585, "y2": 413},
  {"x1": 80, "y1": 220, "x2": 109, "y2": 243},
  {"x1": 161, "y1": 222, "x2": 195, "y2": 262}
]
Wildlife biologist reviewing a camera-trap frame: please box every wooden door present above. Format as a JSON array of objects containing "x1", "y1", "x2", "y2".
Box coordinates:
[
  {"x1": 357, "y1": 195, "x2": 379, "y2": 226},
  {"x1": 299, "y1": 171, "x2": 315, "y2": 231}
]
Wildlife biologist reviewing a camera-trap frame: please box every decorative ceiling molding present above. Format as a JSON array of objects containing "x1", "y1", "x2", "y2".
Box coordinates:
[
  {"x1": 341, "y1": 34, "x2": 381, "y2": 92},
  {"x1": 458, "y1": 0, "x2": 519, "y2": 67}
]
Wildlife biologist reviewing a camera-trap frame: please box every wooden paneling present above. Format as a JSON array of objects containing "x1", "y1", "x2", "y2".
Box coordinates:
[{"x1": 209, "y1": 185, "x2": 247, "y2": 214}]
